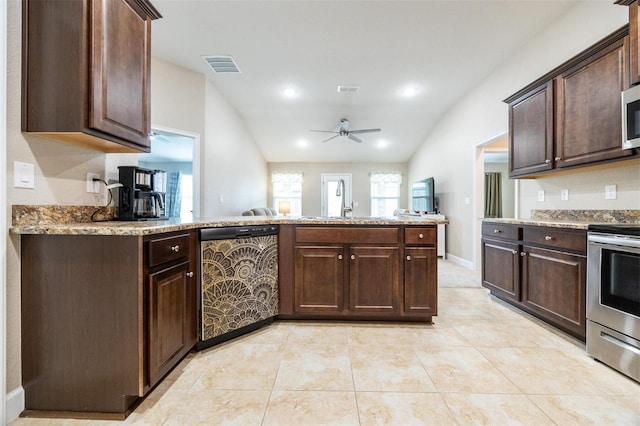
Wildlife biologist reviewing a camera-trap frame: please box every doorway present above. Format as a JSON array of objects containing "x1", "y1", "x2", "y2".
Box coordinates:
[
  {"x1": 138, "y1": 126, "x2": 200, "y2": 220},
  {"x1": 321, "y1": 173, "x2": 352, "y2": 217},
  {"x1": 473, "y1": 132, "x2": 517, "y2": 269}
]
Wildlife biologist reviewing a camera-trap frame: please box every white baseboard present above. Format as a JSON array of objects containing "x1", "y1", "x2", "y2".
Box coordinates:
[
  {"x1": 6, "y1": 386, "x2": 24, "y2": 423},
  {"x1": 444, "y1": 253, "x2": 474, "y2": 270}
]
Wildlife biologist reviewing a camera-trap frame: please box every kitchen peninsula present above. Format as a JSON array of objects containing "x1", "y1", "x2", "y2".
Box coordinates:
[{"x1": 11, "y1": 207, "x2": 447, "y2": 419}]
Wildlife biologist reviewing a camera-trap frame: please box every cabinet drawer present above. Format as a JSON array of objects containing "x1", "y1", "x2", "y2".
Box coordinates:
[
  {"x1": 482, "y1": 222, "x2": 521, "y2": 240},
  {"x1": 148, "y1": 234, "x2": 190, "y2": 267},
  {"x1": 523, "y1": 227, "x2": 586, "y2": 253},
  {"x1": 404, "y1": 227, "x2": 436, "y2": 245},
  {"x1": 296, "y1": 227, "x2": 398, "y2": 244}
]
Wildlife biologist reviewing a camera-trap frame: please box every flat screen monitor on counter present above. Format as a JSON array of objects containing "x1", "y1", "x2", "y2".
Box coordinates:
[{"x1": 412, "y1": 177, "x2": 436, "y2": 213}]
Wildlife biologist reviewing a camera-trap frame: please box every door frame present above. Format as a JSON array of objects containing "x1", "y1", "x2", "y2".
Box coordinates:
[
  {"x1": 321, "y1": 173, "x2": 352, "y2": 217},
  {"x1": 148, "y1": 125, "x2": 201, "y2": 219}
]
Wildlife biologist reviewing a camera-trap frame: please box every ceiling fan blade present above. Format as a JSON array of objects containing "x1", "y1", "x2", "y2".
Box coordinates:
[
  {"x1": 349, "y1": 128, "x2": 381, "y2": 134},
  {"x1": 321, "y1": 134, "x2": 340, "y2": 143},
  {"x1": 348, "y1": 133, "x2": 363, "y2": 143},
  {"x1": 309, "y1": 130, "x2": 339, "y2": 134}
]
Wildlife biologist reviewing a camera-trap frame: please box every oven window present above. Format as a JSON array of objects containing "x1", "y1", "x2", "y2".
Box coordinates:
[{"x1": 601, "y1": 249, "x2": 640, "y2": 317}]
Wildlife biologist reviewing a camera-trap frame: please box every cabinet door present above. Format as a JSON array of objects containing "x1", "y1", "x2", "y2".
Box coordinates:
[
  {"x1": 508, "y1": 81, "x2": 554, "y2": 177},
  {"x1": 90, "y1": 0, "x2": 151, "y2": 148},
  {"x1": 482, "y1": 238, "x2": 521, "y2": 302},
  {"x1": 349, "y1": 247, "x2": 399, "y2": 314},
  {"x1": 148, "y1": 260, "x2": 190, "y2": 387},
  {"x1": 556, "y1": 37, "x2": 634, "y2": 167},
  {"x1": 294, "y1": 246, "x2": 345, "y2": 314},
  {"x1": 404, "y1": 247, "x2": 437, "y2": 315},
  {"x1": 630, "y1": 1, "x2": 640, "y2": 86},
  {"x1": 521, "y1": 246, "x2": 586, "y2": 339}
]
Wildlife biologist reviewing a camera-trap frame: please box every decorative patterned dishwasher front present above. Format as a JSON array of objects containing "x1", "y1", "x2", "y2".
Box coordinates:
[{"x1": 199, "y1": 226, "x2": 278, "y2": 349}]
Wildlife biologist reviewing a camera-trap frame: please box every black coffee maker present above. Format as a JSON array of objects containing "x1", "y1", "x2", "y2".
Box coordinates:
[{"x1": 115, "y1": 166, "x2": 167, "y2": 220}]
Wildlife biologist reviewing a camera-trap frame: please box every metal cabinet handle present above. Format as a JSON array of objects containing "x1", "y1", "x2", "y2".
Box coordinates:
[
  {"x1": 338, "y1": 254, "x2": 343, "y2": 260},
  {"x1": 493, "y1": 229, "x2": 501, "y2": 233},
  {"x1": 520, "y1": 252, "x2": 527, "y2": 257},
  {"x1": 171, "y1": 245, "x2": 180, "y2": 252},
  {"x1": 186, "y1": 271, "x2": 194, "y2": 278},
  {"x1": 545, "y1": 159, "x2": 551, "y2": 164},
  {"x1": 554, "y1": 156, "x2": 561, "y2": 161},
  {"x1": 406, "y1": 255, "x2": 411, "y2": 261},
  {"x1": 418, "y1": 233, "x2": 424, "y2": 239},
  {"x1": 545, "y1": 236, "x2": 553, "y2": 241},
  {"x1": 351, "y1": 254, "x2": 355, "y2": 260},
  {"x1": 511, "y1": 250, "x2": 518, "y2": 255}
]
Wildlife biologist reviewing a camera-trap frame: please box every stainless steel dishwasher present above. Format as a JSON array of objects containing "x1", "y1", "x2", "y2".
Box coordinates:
[{"x1": 198, "y1": 225, "x2": 278, "y2": 350}]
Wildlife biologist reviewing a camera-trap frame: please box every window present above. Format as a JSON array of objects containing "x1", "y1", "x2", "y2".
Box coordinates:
[
  {"x1": 370, "y1": 172, "x2": 402, "y2": 217},
  {"x1": 272, "y1": 171, "x2": 303, "y2": 216}
]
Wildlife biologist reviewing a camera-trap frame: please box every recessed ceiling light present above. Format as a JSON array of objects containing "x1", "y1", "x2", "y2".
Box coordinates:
[
  {"x1": 376, "y1": 140, "x2": 388, "y2": 149},
  {"x1": 402, "y1": 86, "x2": 419, "y2": 98},
  {"x1": 296, "y1": 139, "x2": 309, "y2": 148},
  {"x1": 283, "y1": 87, "x2": 297, "y2": 98}
]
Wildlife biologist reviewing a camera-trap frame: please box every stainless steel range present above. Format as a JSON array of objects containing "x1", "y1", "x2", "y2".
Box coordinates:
[{"x1": 587, "y1": 224, "x2": 640, "y2": 382}]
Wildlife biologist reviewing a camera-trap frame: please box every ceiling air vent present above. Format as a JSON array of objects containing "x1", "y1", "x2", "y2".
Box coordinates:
[
  {"x1": 202, "y1": 55, "x2": 241, "y2": 73},
  {"x1": 337, "y1": 85, "x2": 360, "y2": 93}
]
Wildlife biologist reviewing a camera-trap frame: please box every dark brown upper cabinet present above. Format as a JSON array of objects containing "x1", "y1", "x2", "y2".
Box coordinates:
[
  {"x1": 555, "y1": 35, "x2": 633, "y2": 168},
  {"x1": 616, "y1": 0, "x2": 640, "y2": 85},
  {"x1": 22, "y1": 0, "x2": 161, "y2": 153},
  {"x1": 505, "y1": 26, "x2": 637, "y2": 178}
]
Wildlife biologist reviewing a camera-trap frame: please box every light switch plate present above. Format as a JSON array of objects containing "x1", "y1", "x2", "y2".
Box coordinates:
[
  {"x1": 561, "y1": 189, "x2": 569, "y2": 201},
  {"x1": 537, "y1": 190, "x2": 545, "y2": 202},
  {"x1": 14, "y1": 161, "x2": 35, "y2": 189},
  {"x1": 605, "y1": 185, "x2": 617, "y2": 200}
]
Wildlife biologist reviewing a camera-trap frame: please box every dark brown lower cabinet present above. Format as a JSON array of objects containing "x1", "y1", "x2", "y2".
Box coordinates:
[
  {"x1": 294, "y1": 245, "x2": 345, "y2": 313},
  {"x1": 481, "y1": 222, "x2": 587, "y2": 340},
  {"x1": 349, "y1": 246, "x2": 399, "y2": 314},
  {"x1": 521, "y1": 246, "x2": 586, "y2": 338},
  {"x1": 282, "y1": 225, "x2": 437, "y2": 321},
  {"x1": 404, "y1": 247, "x2": 438, "y2": 315},
  {"x1": 482, "y1": 239, "x2": 521, "y2": 302},
  {"x1": 148, "y1": 261, "x2": 194, "y2": 388},
  {"x1": 21, "y1": 230, "x2": 197, "y2": 419}
]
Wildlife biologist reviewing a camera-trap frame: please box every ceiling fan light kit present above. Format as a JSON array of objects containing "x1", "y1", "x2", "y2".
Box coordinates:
[{"x1": 309, "y1": 118, "x2": 381, "y2": 143}]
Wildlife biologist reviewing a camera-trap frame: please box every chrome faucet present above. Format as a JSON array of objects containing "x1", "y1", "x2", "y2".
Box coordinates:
[{"x1": 336, "y1": 179, "x2": 352, "y2": 217}]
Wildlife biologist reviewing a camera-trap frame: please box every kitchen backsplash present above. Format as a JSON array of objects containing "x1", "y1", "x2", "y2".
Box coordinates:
[
  {"x1": 12, "y1": 205, "x2": 115, "y2": 226},
  {"x1": 531, "y1": 209, "x2": 640, "y2": 223}
]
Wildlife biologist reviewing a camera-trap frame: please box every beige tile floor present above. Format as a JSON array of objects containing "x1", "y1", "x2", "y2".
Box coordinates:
[{"x1": 12, "y1": 260, "x2": 640, "y2": 425}]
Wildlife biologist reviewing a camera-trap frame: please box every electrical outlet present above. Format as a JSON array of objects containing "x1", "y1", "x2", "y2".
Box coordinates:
[
  {"x1": 86, "y1": 173, "x2": 100, "y2": 193},
  {"x1": 561, "y1": 189, "x2": 569, "y2": 201},
  {"x1": 537, "y1": 190, "x2": 545, "y2": 202},
  {"x1": 605, "y1": 185, "x2": 617, "y2": 200}
]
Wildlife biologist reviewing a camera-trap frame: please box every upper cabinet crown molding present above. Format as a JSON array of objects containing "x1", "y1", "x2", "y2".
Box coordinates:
[{"x1": 21, "y1": 0, "x2": 161, "y2": 153}]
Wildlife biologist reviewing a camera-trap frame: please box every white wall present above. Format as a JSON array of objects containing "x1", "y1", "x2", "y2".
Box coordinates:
[
  {"x1": 409, "y1": 2, "x2": 631, "y2": 266},
  {"x1": 268, "y1": 162, "x2": 408, "y2": 217},
  {"x1": 203, "y1": 80, "x2": 267, "y2": 216}
]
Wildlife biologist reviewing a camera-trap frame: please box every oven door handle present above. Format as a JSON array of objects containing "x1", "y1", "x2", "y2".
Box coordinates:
[
  {"x1": 601, "y1": 332, "x2": 640, "y2": 356},
  {"x1": 588, "y1": 234, "x2": 640, "y2": 249}
]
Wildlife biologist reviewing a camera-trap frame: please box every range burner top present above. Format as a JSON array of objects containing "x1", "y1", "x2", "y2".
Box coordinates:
[{"x1": 588, "y1": 224, "x2": 640, "y2": 237}]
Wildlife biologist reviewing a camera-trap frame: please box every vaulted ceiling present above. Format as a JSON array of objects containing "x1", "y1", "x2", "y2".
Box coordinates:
[{"x1": 151, "y1": 0, "x2": 582, "y2": 163}]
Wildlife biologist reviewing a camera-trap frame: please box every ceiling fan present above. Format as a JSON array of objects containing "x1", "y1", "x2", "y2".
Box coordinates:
[{"x1": 309, "y1": 118, "x2": 381, "y2": 143}]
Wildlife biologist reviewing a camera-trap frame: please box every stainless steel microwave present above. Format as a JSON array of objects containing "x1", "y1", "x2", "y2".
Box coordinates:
[{"x1": 622, "y1": 84, "x2": 640, "y2": 150}]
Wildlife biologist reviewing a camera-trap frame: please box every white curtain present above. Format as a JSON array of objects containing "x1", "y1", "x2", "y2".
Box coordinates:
[
  {"x1": 369, "y1": 172, "x2": 403, "y2": 184},
  {"x1": 272, "y1": 171, "x2": 303, "y2": 184}
]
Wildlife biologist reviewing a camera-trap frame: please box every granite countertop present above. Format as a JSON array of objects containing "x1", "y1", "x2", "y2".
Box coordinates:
[
  {"x1": 10, "y1": 214, "x2": 449, "y2": 236},
  {"x1": 482, "y1": 209, "x2": 640, "y2": 230},
  {"x1": 481, "y1": 218, "x2": 592, "y2": 230}
]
